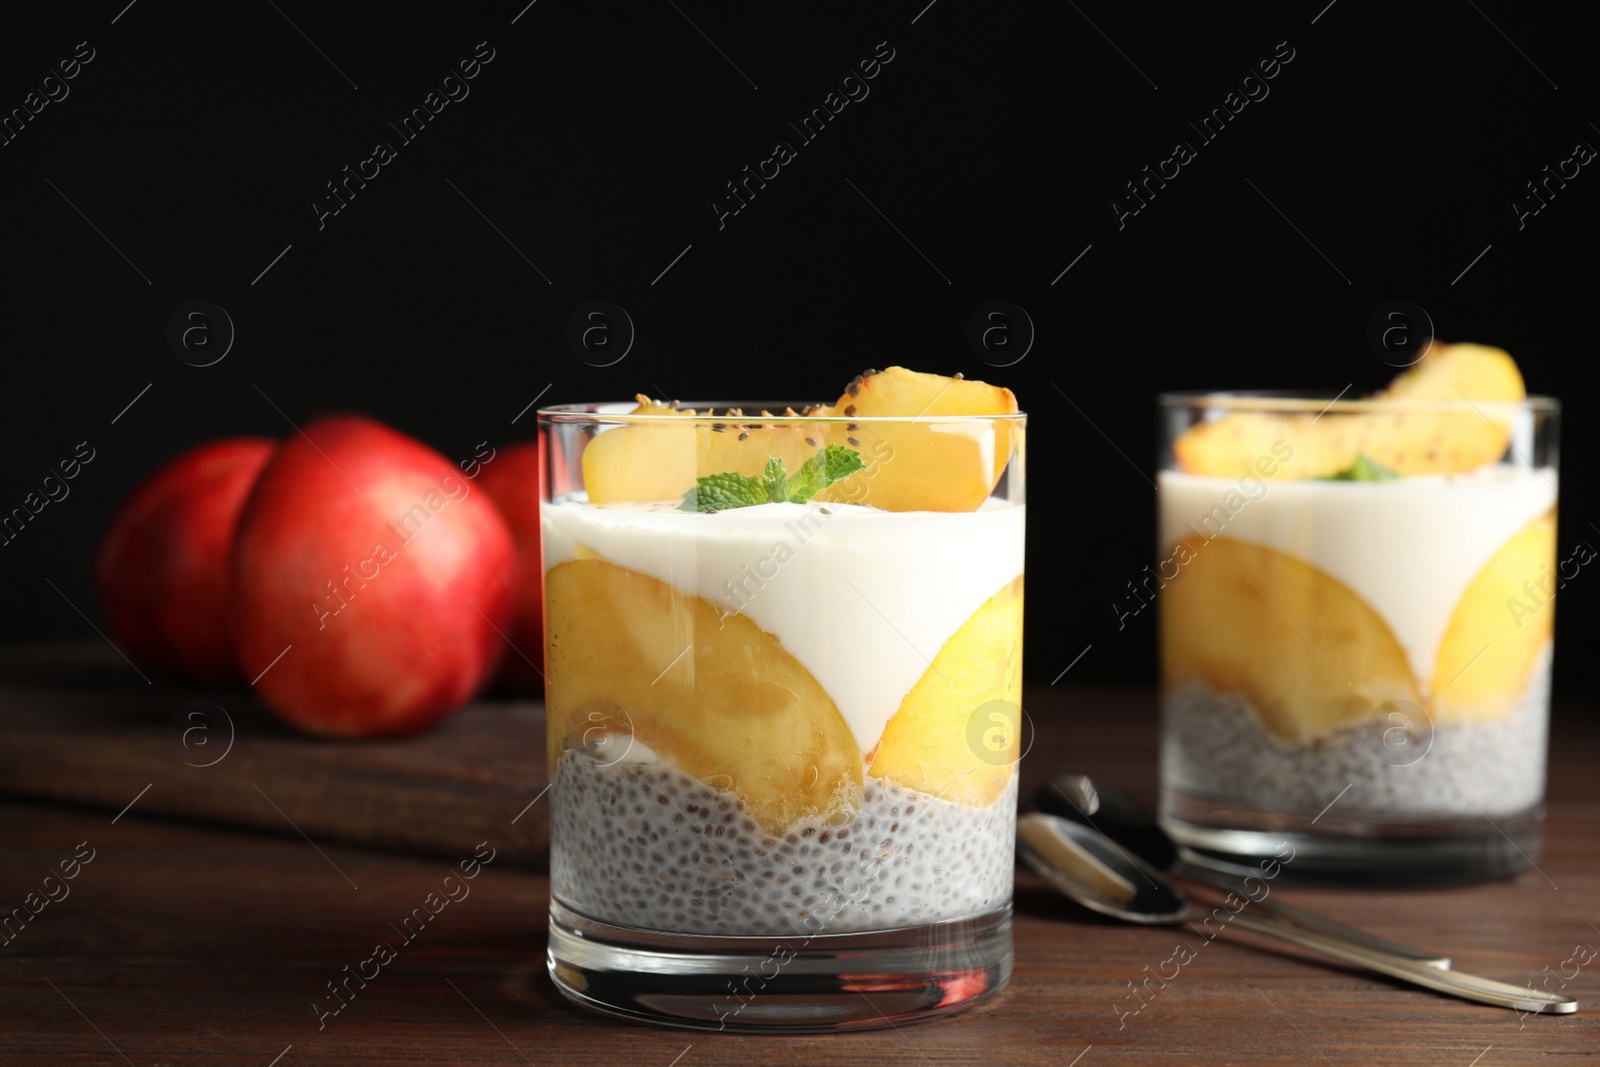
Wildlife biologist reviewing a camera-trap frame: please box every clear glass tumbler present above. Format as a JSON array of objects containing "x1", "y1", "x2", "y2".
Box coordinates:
[
  {"x1": 1157, "y1": 392, "x2": 1559, "y2": 883},
  {"x1": 538, "y1": 399, "x2": 1025, "y2": 1030}
]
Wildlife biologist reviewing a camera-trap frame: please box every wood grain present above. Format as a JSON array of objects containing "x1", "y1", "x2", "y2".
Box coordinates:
[
  {"x1": 0, "y1": 649, "x2": 1597, "y2": 1065},
  {"x1": 0, "y1": 645, "x2": 550, "y2": 866}
]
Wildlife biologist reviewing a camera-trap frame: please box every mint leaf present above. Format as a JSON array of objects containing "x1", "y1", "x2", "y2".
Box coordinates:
[
  {"x1": 680, "y1": 471, "x2": 770, "y2": 512},
  {"x1": 783, "y1": 456, "x2": 825, "y2": 503},
  {"x1": 1317, "y1": 453, "x2": 1401, "y2": 482},
  {"x1": 821, "y1": 444, "x2": 866, "y2": 483},
  {"x1": 761, "y1": 455, "x2": 790, "y2": 503},
  {"x1": 787, "y1": 444, "x2": 865, "y2": 503},
  {"x1": 681, "y1": 445, "x2": 867, "y2": 511}
]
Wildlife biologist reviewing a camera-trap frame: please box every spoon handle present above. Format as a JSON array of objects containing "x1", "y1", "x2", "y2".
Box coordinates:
[
  {"x1": 1224, "y1": 909, "x2": 1577, "y2": 1013},
  {"x1": 1180, "y1": 868, "x2": 1451, "y2": 968}
]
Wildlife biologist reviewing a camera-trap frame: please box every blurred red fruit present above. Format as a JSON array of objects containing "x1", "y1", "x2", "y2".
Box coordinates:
[
  {"x1": 474, "y1": 440, "x2": 544, "y2": 694},
  {"x1": 95, "y1": 437, "x2": 277, "y2": 684},
  {"x1": 231, "y1": 416, "x2": 514, "y2": 736}
]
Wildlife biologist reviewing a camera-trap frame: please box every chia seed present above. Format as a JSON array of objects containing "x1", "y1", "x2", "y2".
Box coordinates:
[
  {"x1": 1162, "y1": 648, "x2": 1551, "y2": 819},
  {"x1": 550, "y1": 754, "x2": 1016, "y2": 936}
]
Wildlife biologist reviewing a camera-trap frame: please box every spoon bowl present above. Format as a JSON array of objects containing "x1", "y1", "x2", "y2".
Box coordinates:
[{"x1": 1017, "y1": 808, "x2": 1185, "y2": 923}]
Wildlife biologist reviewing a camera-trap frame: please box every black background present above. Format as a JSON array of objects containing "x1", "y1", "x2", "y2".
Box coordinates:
[{"x1": 1, "y1": 1, "x2": 1594, "y2": 694}]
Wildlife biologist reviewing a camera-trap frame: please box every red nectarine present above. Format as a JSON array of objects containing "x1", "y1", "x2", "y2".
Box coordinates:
[
  {"x1": 231, "y1": 417, "x2": 514, "y2": 736},
  {"x1": 95, "y1": 437, "x2": 277, "y2": 684},
  {"x1": 474, "y1": 440, "x2": 544, "y2": 694}
]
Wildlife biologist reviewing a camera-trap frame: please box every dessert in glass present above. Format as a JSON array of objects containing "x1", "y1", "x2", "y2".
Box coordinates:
[
  {"x1": 538, "y1": 368, "x2": 1026, "y2": 1030},
  {"x1": 1158, "y1": 343, "x2": 1559, "y2": 882}
]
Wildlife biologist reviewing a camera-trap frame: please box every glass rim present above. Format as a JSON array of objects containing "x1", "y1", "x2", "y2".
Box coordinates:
[
  {"x1": 538, "y1": 400, "x2": 1028, "y2": 424},
  {"x1": 1157, "y1": 390, "x2": 1558, "y2": 415}
]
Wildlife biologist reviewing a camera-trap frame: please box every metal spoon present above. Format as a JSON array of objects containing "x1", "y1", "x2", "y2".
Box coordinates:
[
  {"x1": 1017, "y1": 812, "x2": 1577, "y2": 1014},
  {"x1": 1037, "y1": 773, "x2": 1451, "y2": 968}
]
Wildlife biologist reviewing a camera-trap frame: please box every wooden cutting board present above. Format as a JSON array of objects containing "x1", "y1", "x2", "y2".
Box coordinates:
[{"x1": 0, "y1": 644, "x2": 550, "y2": 866}]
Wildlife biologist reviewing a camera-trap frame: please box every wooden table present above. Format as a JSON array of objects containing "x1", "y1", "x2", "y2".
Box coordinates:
[{"x1": 2, "y1": 681, "x2": 1597, "y2": 1066}]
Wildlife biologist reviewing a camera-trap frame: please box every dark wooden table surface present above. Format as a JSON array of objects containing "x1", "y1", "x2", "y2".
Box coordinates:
[{"x1": 3, "y1": 679, "x2": 1598, "y2": 1066}]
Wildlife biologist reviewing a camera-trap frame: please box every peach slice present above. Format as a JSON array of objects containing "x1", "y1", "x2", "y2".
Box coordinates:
[
  {"x1": 1374, "y1": 340, "x2": 1525, "y2": 474},
  {"x1": 1432, "y1": 508, "x2": 1557, "y2": 722},
  {"x1": 581, "y1": 397, "x2": 824, "y2": 505},
  {"x1": 868, "y1": 576, "x2": 1024, "y2": 805},
  {"x1": 821, "y1": 367, "x2": 1018, "y2": 512},
  {"x1": 1382, "y1": 341, "x2": 1526, "y2": 404},
  {"x1": 1173, "y1": 343, "x2": 1525, "y2": 478},
  {"x1": 581, "y1": 368, "x2": 1020, "y2": 511},
  {"x1": 1161, "y1": 538, "x2": 1418, "y2": 742},
  {"x1": 1172, "y1": 414, "x2": 1337, "y2": 479},
  {"x1": 580, "y1": 398, "x2": 697, "y2": 504},
  {"x1": 544, "y1": 558, "x2": 862, "y2": 834}
]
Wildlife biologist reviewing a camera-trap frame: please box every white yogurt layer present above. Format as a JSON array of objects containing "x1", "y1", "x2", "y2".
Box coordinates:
[
  {"x1": 1159, "y1": 466, "x2": 1557, "y2": 691},
  {"x1": 543, "y1": 498, "x2": 1025, "y2": 755}
]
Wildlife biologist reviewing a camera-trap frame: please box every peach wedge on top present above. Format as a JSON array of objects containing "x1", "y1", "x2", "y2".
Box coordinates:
[
  {"x1": 1173, "y1": 343, "x2": 1525, "y2": 479},
  {"x1": 580, "y1": 367, "x2": 1019, "y2": 512}
]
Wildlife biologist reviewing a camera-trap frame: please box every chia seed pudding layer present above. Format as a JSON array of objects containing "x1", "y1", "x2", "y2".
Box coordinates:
[
  {"x1": 550, "y1": 750, "x2": 1017, "y2": 936},
  {"x1": 1161, "y1": 647, "x2": 1551, "y2": 820}
]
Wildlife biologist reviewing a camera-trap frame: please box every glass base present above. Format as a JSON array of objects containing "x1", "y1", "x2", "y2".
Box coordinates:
[
  {"x1": 1161, "y1": 788, "x2": 1542, "y2": 886},
  {"x1": 547, "y1": 899, "x2": 1012, "y2": 1032}
]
